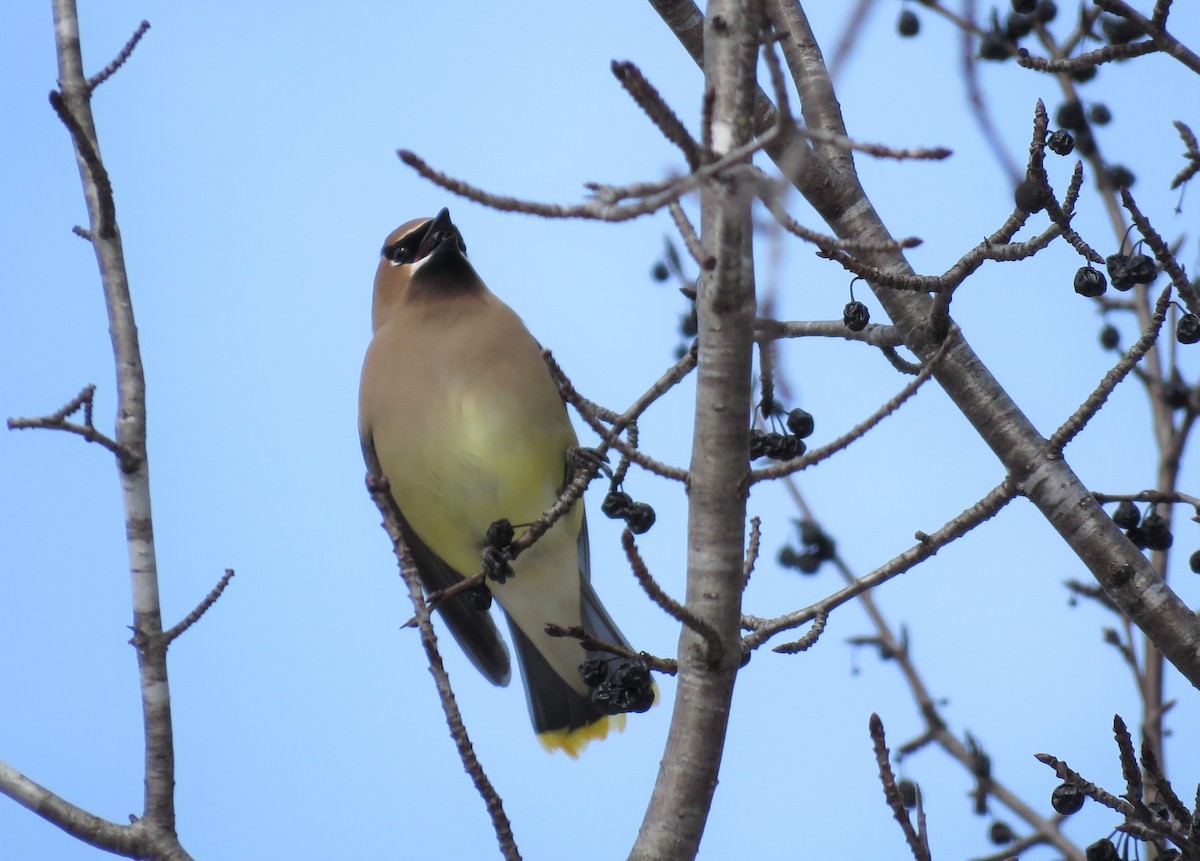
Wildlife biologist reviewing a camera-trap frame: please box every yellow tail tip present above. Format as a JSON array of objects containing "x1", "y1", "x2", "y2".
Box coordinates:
[
  {"x1": 537, "y1": 683, "x2": 660, "y2": 758},
  {"x1": 538, "y1": 713, "x2": 627, "y2": 758}
]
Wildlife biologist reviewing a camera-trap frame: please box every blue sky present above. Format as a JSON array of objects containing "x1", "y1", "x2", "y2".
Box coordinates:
[{"x1": 2, "y1": 2, "x2": 1198, "y2": 859}]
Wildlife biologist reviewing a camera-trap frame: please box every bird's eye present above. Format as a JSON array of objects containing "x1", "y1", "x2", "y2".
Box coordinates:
[{"x1": 382, "y1": 241, "x2": 415, "y2": 264}]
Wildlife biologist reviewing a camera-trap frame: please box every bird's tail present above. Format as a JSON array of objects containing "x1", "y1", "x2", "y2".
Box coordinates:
[{"x1": 504, "y1": 577, "x2": 634, "y2": 758}]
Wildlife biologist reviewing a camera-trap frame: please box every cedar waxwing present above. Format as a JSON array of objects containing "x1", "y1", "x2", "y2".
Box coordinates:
[{"x1": 359, "y1": 209, "x2": 648, "y2": 756}]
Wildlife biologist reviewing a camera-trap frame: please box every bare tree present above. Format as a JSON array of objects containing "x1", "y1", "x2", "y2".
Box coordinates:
[{"x1": 4, "y1": 1, "x2": 1197, "y2": 860}]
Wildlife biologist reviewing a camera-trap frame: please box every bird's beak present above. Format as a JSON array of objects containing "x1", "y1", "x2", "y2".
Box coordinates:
[{"x1": 415, "y1": 208, "x2": 455, "y2": 262}]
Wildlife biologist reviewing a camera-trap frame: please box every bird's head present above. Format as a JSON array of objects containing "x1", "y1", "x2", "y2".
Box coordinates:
[{"x1": 372, "y1": 208, "x2": 481, "y2": 329}]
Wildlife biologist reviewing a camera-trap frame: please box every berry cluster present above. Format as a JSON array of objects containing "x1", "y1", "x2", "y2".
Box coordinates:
[
  {"x1": 750, "y1": 407, "x2": 814, "y2": 462},
  {"x1": 580, "y1": 655, "x2": 655, "y2": 715},
  {"x1": 1105, "y1": 249, "x2": 1157, "y2": 291},
  {"x1": 601, "y1": 486, "x2": 656, "y2": 534},
  {"x1": 777, "y1": 519, "x2": 836, "y2": 575},
  {"x1": 482, "y1": 518, "x2": 516, "y2": 583},
  {"x1": 1110, "y1": 500, "x2": 1172, "y2": 551}
]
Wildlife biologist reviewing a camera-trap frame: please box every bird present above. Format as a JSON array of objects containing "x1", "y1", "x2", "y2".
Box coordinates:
[{"x1": 359, "y1": 208, "x2": 650, "y2": 757}]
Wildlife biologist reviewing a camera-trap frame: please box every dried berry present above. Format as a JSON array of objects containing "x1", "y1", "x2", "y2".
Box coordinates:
[
  {"x1": 1163, "y1": 370, "x2": 1190, "y2": 410},
  {"x1": 1101, "y1": 14, "x2": 1141, "y2": 45},
  {"x1": 1106, "y1": 164, "x2": 1136, "y2": 189},
  {"x1": 464, "y1": 583, "x2": 493, "y2": 611},
  {"x1": 1051, "y1": 782, "x2": 1085, "y2": 815},
  {"x1": 1106, "y1": 253, "x2": 1135, "y2": 291},
  {"x1": 1034, "y1": 0, "x2": 1057, "y2": 22},
  {"x1": 1071, "y1": 65, "x2": 1098, "y2": 83},
  {"x1": 1086, "y1": 838, "x2": 1118, "y2": 861},
  {"x1": 624, "y1": 501, "x2": 656, "y2": 534},
  {"x1": 979, "y1": 27, "x2": 1011, "y2": 61},
  {"x1": 1139, "y1": 511, "x2": 1172, "y2": 551},
  {"x1": 1005, "y1": 12, "x2": 1033, "y2": 41},
  {"x1": 1089, "y1": 104, "x2": 1112, "y2": 125},
  {"x1": 651, "y1": 261, "x2": 670, "y2": 282},
  {"x1": 898, "y1": 779, "x2": 918, "y2": 808},
  {"x1": 1074, "y1": 125, "x2": 1097, "y2": 156},
  {"x1": 601, "y1": 489, "x2": 632, "y2": 519},
  {"x1": 1177, "y1": 313, "x2": 1200, "y2": 345},
  {"x1": 1015, "y1": 177, "x2": 1049, "y2": 212},
  {"x1": 1047, "y1": 129, "x2": 1075, "y2": 155},
  {"x1": 1073, "y1": 266, "x2": 1106, "y2": 297},
  {"x1": 897, "y1": 9, "x2": 920, "y2": 37},
  {"x1": 843, "y1": 300, "x2": 870, "y2": 332},
  {"x1": 1125, "y1": 253, "x2": 1156, "y2": 284},
  {"x1": 1056, "y1": 99, "x2": 1086, "y2": 130},
  {"x1": 786, "y1": 407, "x2": 815, "y2": 439},
  {"x1": 1099, "y1": 324, "x2": 1120, "y2": 350},
  {"x1": 1011, "y1": 0, "x2": 1036, "y2": 13},
  {"x1": 486, "y1": 519, "x2": 515, "y2": 548},
  {"x1": 1112, "y1": 500, "x2": 1141, "y2": 529},
  {"x1": 578, "y1": 655, "x2": 610, "y2": 687},
  {"x1": 1190, "y1": 549, "x2": 1200, "y2": 573},
  {"x1": 988, "y1": 821, "x2": 1015, "y2": 845},
  {"x1": 679, "y1": 307, "x2": 698, "y2": 337}
]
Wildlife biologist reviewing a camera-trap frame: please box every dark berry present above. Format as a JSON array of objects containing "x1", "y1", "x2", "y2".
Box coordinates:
[
  {"x1": 1101, "y1": 15, "x2": 1142, "y2": 45},
  {"x1": 898, "y1": 779, "x2": 919, "y2": 808},
  {"x1": 1071, "y1": 65, "x2": 1098, "y2": 83},
  {"x1": 1112, "y1": 500, "x2": 1141, "y2": 529},
  {"x1": 1011, "y1": 0, "x2": 1036, "y2": 13},
  {"x1": 1047, "y1": 129, "x2": 1075, "y2": 155},
  {"x1": 768, "y1": 435, "x2": 803, "y2": 460},
  {"x1": 795, "y1": 551, "x2": 821, "y2": 575},
  {"x1": 1051, "y1": 782, "x2": 1085, "y2": 815},
  {"x1": 1139, "y1": 511, "x2": 1172, "y2": 551},
  {"x1": 1190, "y1": 549, "x2": 1200, "y2": 573},
  {"x1": 843, "y1": 300, "x2": 869, "y2": 331},
  {"x1": 651, "y1": 261, "x2": 670, "y2": 282},
  {"x1": 979, "y1": 27, "x2": 1011, "y2": 61},
  {"x1": 601, "y1": 489, "x2": 632, "y2": 519},
  {"x1": 798, "y1": 519, "x2": 825, "y2": 547},
  {"x1": 578, "y1": 655, "x2": 609, "y2": 687},
  {"x1": 897, "y1": 9, "x2": 920, "y2": 37},
  {"x1": 1125, "y1": 253, "x2": 1156, "y2": 284},
  {"x1": 786, "y1": 408, "x2": 815, "y2": 439},
  {"x1": 1034, "y1": 0, "x2": 1057, "y2": 22},
  {"x1": 1106, "y1": 254, "x2": 1135, "y2": 291},
  {"x1": 1005, "y1": 12, "x2": 1033, "y2": 41},
  {"x1": 1015, "y1": 177, "x2": 1050, "y2": 212},
  {"x1": 749, "y1": 428, "x2": 766, "y2": 459},
  {"x1": 482, "y1": 546, "x2": 514, "y2": 584},
  {"x1": 623, "y1": 501, "x2": 656, "y2": 534},
  {"x1": 1056, "y1": 99, "x2": 1086, "y2": 130},
  {"x1": 988, "y1": 821, "x2": 1015, "y2": 845},
  {"x1": 1177, "y1": 313, "x2": 1200, "y2": 344},
  {"x1": 464, "y1": 583, "x2": 493, "y2": 611},
  {"x1": 1086, "y1": 838, "x2": 1118, "y2": 861},
  {"x1": 1163, "y1": 370, "x2": 1189, "y2": 410},
  {"x1": 486, "y1": 518, "x2": 515, "y2": 548},
  {"x1": 1089, "y1": 104, "x2": 1112, "y2": 125},
  {"x1": 778, "y1": 545, "x2": 801, "y2": 569},
  {"x1": 1074, "y1": 125, "x2": 1097, "y2": 156},
  {"x1": 1106, "y1": 164, "x2": 1136, "y2": 189},
  {"x1": 680, "y1": 307, "x2": 698, "y2": 337},
  {"x1": 1074, "y1": 266, "x2": 1106, "y2": 297},
  {"x1": 1099, "y1": 323, "x2": 1120, "y2": 350}
]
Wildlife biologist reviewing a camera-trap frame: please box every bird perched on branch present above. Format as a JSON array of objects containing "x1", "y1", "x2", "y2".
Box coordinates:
[{"x1": 359, "y1": 209, "x2": 653, "y2": 756}]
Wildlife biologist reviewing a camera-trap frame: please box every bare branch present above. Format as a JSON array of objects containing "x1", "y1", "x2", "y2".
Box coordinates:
[
  {"x1": 366, "y1": 476, "x2": 520, "y2": 860},
  {"x1": 163, "y1": 570, "x2": 235, "y2": 646}
]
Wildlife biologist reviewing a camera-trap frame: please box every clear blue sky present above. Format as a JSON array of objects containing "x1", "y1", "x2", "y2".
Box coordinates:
[{"x1": 2, "y1": 2, "x2": 1197, "y2": 859}]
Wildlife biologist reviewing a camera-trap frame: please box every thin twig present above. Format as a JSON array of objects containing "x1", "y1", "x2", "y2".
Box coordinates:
[
  {"x1": 870, "y1": 714, "x2": 931, "y2": 861},
  {"x1": 162, "y1": 569, "x2": 235, "y2": 646},
  {"x1": 367, "y1": 476, "x2": 520, "y2": 859},
  {"x1": 86, "y1": 20, "x2": 151, "y2": 91},
  {"x1": 623, "y1": 530, "x2": 723, "y2": 666}
]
